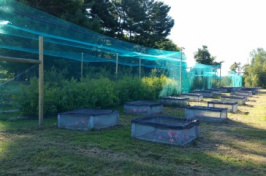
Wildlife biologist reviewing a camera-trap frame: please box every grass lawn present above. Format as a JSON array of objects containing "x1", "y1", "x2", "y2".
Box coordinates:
[{"x1": 0, "y1": 90, "x2": 266, "y2": 176}]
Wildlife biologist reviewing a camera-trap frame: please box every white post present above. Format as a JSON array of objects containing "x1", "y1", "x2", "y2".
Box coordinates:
[{"x1": 39, "y1": 36, "x2": 44, "y2": 127}]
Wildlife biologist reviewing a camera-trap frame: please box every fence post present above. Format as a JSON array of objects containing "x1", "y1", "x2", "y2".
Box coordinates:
[
  {"x1": 81, "y1": 53, "x2": 84, "y2": 80},
  {"x1": 139, "y1": 57, "x2": 141, "y2": 79},
  {"x1": 39, "y1": 36, "x2": 44, "y2": 127},
  {"x1": 115, "y1": 53, "x2": 118, "y2": 78}
]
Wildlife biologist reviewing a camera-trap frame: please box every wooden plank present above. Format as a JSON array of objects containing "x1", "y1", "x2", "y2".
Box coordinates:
[
  {"x1": 81, "y1": 53, "x2": 84, "y2": 80},
  {"x1": 0, "y1": 55, "x2": 41, "y2": 64},
  {"x1": 115, "y1": 53, "x2": 118, "y2": 77},
  {"x1": 139, "y1": 57, "x2": 141, "y2": 79},
  {"x1": 38, "y1": 36, "x2": 44, "y2": 127}
]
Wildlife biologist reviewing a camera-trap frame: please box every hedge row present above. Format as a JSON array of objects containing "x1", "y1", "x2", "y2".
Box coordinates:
[{"x1": 17, "y1": 75, "x2": 178, "y2": 116}]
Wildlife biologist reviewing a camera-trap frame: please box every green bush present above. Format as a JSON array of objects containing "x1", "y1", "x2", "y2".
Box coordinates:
[
  {"x1": 16, "y1": 72, "x2": 178, "y2": 116},
  {"x1": 115, "y1": 77, "x2": 144, "y2": 102},
  {"x1": 17, "y1": 78, "x2": 39, "y2": 116},
  {"x1": 0, "y1": 84, "x2": 9, "y2": 106}
]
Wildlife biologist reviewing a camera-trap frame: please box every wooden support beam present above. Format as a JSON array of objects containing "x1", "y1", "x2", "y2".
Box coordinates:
[
  {"x1": 38, "y1": 36, "x2": 44, "y2": 127},
  {"x1": 81, "y1": 53, "x2": 84, "y2": 80},
  {"x1": 0, "y1": 55, "x2": 41, "y2": 64},
  {"x1": 115, "y1": 53, "x2": 118, "y2": 78},
  {"x1": 0, "y1": 37, "x2": 44, "y2": 128},
  {"x1": 139, "y1": 57, "x2": 141, "y2": 79}
]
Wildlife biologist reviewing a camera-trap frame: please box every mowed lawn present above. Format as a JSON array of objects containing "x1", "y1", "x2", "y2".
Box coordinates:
[{"x1": 0, "y1": 90, "x2": 266, "y2": 176}]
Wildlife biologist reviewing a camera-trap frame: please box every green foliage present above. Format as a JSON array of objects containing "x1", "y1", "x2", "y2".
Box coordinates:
[
  {"x1": 115, "y1": 77, "x2": 144, "y2": 102},
  {"x1": 2, "y1": 90, "x2": 266, "y2": 175},
  {"x1": 17, "y1": 77, "x2": 120, "y2": 116},
  {"x1": 230, "y1": 62, "x2": 241, "y2": 73},
  {"x1": 194, "y1": 45, "x2": 216, "y2": 65},
  {"x1": 211, "y1": 76, "x2": 233, "y2": 87},
  {"x1": 159, "y1": 77, "x2": 178, "y2": 97},
  {"x1": 16, "y1": 69, "x2": 177, "y2": 116},
  {"x1": 18, "y1": 0, "x2": 102, "y2": 32},
  {"x1": 154, "y1": 39, "x2": 179, "y2": 51},
  {"x1": 142, "y1": 75, "x2": 168, "y2": 99},
  {"x1": 91, "y1": 0, "x2": 174, "y2": 48},
  {"x1": 190, "y1": 77, "x2": 210, "y2": 90},
  {"x1": 243, "y1": 48, "x2": 266, "y2": 88},
  {"x1": 0, "y1": 84, "x2": 9, "y2": 106},
  {"x1": 17, "y1": 78, "x2": 39, "y2": 115}
]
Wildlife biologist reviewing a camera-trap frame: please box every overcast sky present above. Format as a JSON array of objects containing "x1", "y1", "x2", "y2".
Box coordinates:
[{"x1": 159, "y1": 0, "x2": 266, "y2": 75}]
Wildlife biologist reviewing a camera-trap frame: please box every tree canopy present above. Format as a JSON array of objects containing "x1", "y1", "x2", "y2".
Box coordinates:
[
  {"x1": 194, "y1": 45, "x2": 218, "y2": 65},
  {"x1": 90, "y1": 0, "x2": 176, "y2": 50},
  {"x1": 17, "y1": 0, "x2": 177, "y2": 51},
  {"x1": 230, "y1": 62, "x2": 241, "y2": 73},
  {"x1": 1, "y1": 0, "x2": 178, "y2": 80},
  {"x1": 18, "y1": 0, "x2": 102, "y2": 32},
  {"x1": 243, "y1": 48, "x2": 266, "y2": 88}
]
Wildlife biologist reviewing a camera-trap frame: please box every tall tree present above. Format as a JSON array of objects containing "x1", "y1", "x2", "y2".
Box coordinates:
[
  {"x1": 18, "y1": 0, "x2": 102, "y2": 32},
  {"x1": 230, "y1": 62, "x2": 241, "y2": 73},
  {"x1": 243, "y1": 48, "x2": 266, "y2": 88},
  {"x1": 194, "y1": 45, "x2": 216, "y2": 65},
  {"x1": 90, "y1": 0, "x2": 175, "y2": 49},
  {"x1": 154, "y1": 39, "x2": 179, "y2": 51}
]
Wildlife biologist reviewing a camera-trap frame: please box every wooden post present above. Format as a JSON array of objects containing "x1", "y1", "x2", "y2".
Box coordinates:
[
  {"x1": 180, "y1": 50, "x2": 182, "y2": 94},
  {"x1": 179, "y1": 47, "x2": 185, "y2": 94},
  {"x1": 139, "y1": 57, "x2": 141, "y2": 79},
  {"x1": 115, "y1": 53, "x2": 118, "y2": 78},
  {"x1": 220, "y1": 64, "x2": 222, "y2": 87},
  {"x1": 81, "y1": 53, "x2": 84, "y2": 80},
  {"x1": 0, "y1": 55, "x2": 41, "y2": 64},
  {"x1": 39, "y1": 36, "x2": 44, "y2": 127}
]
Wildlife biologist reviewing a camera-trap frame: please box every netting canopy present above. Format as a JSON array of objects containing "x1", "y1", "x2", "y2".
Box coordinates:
[{"x1": 0, "y1": 0, "x2": 241, "y2": 93}]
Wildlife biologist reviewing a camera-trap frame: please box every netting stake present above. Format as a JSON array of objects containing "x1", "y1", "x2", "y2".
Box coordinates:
[
  {"x1": 220, "y1": 64, "x2": 222, "y2": 87},
  {"x1": 39, "y1": 36, "x2": 44, "y2": 127},
  {"x1": 115, "y1": 53, "x2": 119, "y2": 78},
  {"x1": 81, "y1": 53, "x2": 84, "y2": 80},
  {"x1": 180, "y1": 48, "x2": 184, "y2": 94},
  {"x1": 139, "y1": 57, "x2": 141, "y2": 79}
]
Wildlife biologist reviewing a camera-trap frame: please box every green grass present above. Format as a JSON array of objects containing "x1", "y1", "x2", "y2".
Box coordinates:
[{"x1": 1, "y1": 90, "x2": 266, "y2": 175}]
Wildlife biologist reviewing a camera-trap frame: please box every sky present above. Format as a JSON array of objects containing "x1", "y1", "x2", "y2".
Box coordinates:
[{"x1": 158, "y1": 0, "x2": 266, "y2": 75}]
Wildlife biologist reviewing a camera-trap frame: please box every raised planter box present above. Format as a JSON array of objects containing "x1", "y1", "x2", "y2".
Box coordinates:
[
  {"x1": 207, "y1": 100, "x2": 238, "y2": 112},
  {"x1": 221, "y1": 95, "x2": 246, "y2": 105},
  {"x1": 191, "y1": 90, "x2": 214, "y2": 98},
  {"x1": 241, "y1": 88, "x2": 258, "y2": 94},
  {"x1": 124, "y1": 101, "x2": 163, "y2": 115},
  {"x1": 160, "y1": 96, "x2": 189, "y2": 107},
  {"x1": 220, "y1": 87, "x2": 242, "y2": 93},
  {"x1": 206, "y1": 89, "x2": 223, "y2": 95},
  {"x1": 185, "y1": 106, "x2": 228, "y2": 122},
  {"x1": 180, "y1": 93, "x2": 203, "y2": 101},
  {"x1": 58, "y1": 109, "x2": 119, "y2": 131},
  {"x1": 131, "y1": 116, "x2": 200, "y2": 146},
  {"x1": 215, "y1": 88, "x2": 228, "y2": 93},
  {"x1": 237, "y1": 90, "x2": 253, "y2": 96},
  {"x1": 230, "y1": 92, "x2": 248, "y2": 101}
]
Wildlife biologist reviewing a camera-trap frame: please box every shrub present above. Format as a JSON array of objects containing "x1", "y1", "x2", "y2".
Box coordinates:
[
  {"x1": 16, "y1": 71, "x2": 178, "y2": 116},
  {"x1": 115, "y1": 77, "x2": 144, "y2": 103}
]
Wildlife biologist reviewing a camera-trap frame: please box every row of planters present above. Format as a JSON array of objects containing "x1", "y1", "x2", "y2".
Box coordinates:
[{"x1": 16, "y1": 75, "x2": 179, "y2": 116}]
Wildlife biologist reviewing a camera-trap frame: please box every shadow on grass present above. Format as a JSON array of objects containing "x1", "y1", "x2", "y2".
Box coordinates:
[
  {"x1": 1, "y1": 118, "x2": 266, "y2": 176},
  {"x1": 242, "y1": 104, "x2": 254, "y2": 108},
  {"x1": 201, "y1": 117, "x2": 266, "y2": 156},
  {"x1": 232, "y1": 110, "x2": 249, "y2": 115},
  {"x1": 247, "y1": 99, "x2": 256, "y2": 102},
  {"x1": 1, "y1": 90, "x2": 266, "y2": 175}
]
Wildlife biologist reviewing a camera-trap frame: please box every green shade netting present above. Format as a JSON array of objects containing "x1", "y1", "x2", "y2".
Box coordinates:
[{"x1": 0, "y1": 0, "x2": 241, "y2": 91}]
